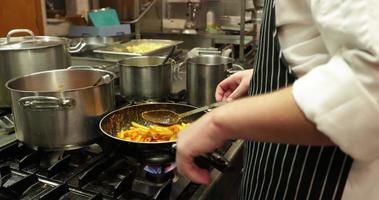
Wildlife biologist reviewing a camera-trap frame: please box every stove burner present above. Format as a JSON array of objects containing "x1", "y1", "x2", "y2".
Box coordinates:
[
  {"x1": 144, "y1": 163, "x2": 176, "y2": 183},
  {"x1": 144, "y1": 162, "x2": 176, "y2": 174},
  {"x1": 39, "y1": 151, "x2": 65, "y2": 168}
]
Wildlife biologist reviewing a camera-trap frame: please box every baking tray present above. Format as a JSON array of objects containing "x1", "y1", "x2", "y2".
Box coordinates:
[{"x1": 93, "y1": 39, "x2": 183, "y2": 58}]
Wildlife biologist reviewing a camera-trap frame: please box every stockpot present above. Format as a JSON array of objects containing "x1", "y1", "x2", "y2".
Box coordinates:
[
  {"x1": 6, "y1": 68, "x2": 116, "y2": 151},
  {"x1": 186, "y1": 55, "x2": 243, "y2": 106},
  {"x1": 118, "y1": 56, "x2": 174, "y2": 102},
  {"x1": 0, "y1": 29, "x2": 85, "y2": 107}
]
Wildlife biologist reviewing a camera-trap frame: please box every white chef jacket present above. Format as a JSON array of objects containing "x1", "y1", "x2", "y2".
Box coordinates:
[{"x1": 276, "y1": 0, "x2": 379, "y2": 199}]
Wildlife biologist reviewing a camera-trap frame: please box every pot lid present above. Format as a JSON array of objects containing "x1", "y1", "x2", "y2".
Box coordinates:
[
  {"x1": 0, "y1": 29, "x2": 67, "y2": 51},
  {"x1": 0, "y1": 36, "x2": 66, "y2": 51}
]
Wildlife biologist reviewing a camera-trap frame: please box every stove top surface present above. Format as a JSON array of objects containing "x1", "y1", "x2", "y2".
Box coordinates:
[
  {"x1": 0, "y1": 93, "x2": 240, "y2": 200},
  {"x1": 0, "y1": 140, "x2": 197, "y2": 200}
]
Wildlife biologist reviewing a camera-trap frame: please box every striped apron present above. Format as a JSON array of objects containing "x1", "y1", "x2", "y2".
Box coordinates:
[{"x1": 238, "y1": 0, "x2": 353, "y2": 199}]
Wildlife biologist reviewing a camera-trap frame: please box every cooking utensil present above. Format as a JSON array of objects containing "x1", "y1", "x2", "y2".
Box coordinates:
[
  {"x1": 141, "y1": 101, "x2": 225, "y2": 126},
  {"x1": 0, "y1": 29, "x2": 86, "y2": 107},
  {"x1": 118, "y1": 56, "x2": 174, "y2": 101},
  {"x1": 162, "y1": 45, "x2": 176, "y2": 65},
  {"x1": 99, "y1": 102, "x2": 231, "y2": 171},
  {"x1": 186, "y1": 55, "x2": 244, "y2": 106},
  {"x1": 6, "y1": 68, "x2": 116, "y2": 150},
  {"x1": 92, "y1": 74, "x2": 112, "y2": 87}
]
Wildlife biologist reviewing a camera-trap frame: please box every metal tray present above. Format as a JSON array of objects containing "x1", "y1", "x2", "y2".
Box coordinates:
[
  {"x1": 93, "y1": 39, "x2": 183, "y2": 58},
  {"x1": 70, "y1": 56, "x2": 119, "y2": 75}
]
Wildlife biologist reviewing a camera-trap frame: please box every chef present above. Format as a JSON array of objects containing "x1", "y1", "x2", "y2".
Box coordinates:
[{"x1": 176, "y1": 0, "x2": 379, "y2": 199}]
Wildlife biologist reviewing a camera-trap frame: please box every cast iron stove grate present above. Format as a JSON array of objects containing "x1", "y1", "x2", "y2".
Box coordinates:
[{"x1": 0, "y1": 141, "x2": 176, "y2": 199}]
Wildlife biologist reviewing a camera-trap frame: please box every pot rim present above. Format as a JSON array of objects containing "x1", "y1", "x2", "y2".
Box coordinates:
[
  {"x1": 0, "y1": 36, "x2": 69, "y2": 51},
  {"x1": 118, "y1": 56, "x2": 175, "y2": 68},
  {"x1": 187, "y1": 54, "x2": 234, "y2": 66},
  {"x1": 5, "y1": 68, "x2": 116, "y2": 93}
]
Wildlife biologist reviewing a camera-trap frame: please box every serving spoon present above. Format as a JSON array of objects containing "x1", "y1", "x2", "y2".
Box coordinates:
[{"x1": 141, "y1": 101, "x2": 226, "y2": 126}]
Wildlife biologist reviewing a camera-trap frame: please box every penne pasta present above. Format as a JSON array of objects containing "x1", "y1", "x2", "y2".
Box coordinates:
[{"x1": 116, "y1": 121, "x2": 189, "y2": 142}]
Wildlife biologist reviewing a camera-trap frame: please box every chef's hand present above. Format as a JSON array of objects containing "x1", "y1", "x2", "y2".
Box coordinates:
[
  {"x1": 176, "y1": 111, "x2": 228, "y2": 185},
  {"x1": 215, "y1": 69, "x2": 253, "y2": 102}
]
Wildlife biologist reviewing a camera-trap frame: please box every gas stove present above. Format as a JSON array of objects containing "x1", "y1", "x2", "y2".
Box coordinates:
[
  {"x1": 0, "y1": 140, "x2": 183, "y2": 200},
  {"x1": 0, "y1": 135, "x2": 240, "y2": 200},
  {"x1": 0, "y1": 92, "x2": 243, "y2": 200}
]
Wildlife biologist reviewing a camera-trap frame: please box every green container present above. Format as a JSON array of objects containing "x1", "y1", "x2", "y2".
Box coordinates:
[{"x1": 88, "y1": 8, "x2": 120, "y2": 27}]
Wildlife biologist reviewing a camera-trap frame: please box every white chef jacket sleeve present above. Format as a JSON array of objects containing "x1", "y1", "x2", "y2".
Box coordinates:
[{"x1": 292, "y1": 0, "x2": 379, "y2": 162}]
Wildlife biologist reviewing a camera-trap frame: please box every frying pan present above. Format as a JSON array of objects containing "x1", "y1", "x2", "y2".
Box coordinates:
[{"x1": 99, "y1": 102, "x2": 231, "y2": 172}]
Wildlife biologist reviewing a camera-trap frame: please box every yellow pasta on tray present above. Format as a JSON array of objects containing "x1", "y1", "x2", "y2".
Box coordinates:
[{"x1": 116, "y1": 122, "x2": 189, "y2": 142}]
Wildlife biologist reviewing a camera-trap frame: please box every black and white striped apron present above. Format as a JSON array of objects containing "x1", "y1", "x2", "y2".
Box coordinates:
[{"x1": 238, "y1": 0, "x2": 353, "y2": 199}]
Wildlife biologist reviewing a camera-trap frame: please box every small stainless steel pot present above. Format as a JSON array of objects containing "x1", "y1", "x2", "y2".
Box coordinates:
[
  {"x1": 6, "y1": 68, "x2": 115, "y2": 150},
  {"x1": 118, "y1": 56, "x2": 173, "y2": 102},
  {"x1": 186, "y1": 55, "x2": 243, "y2": 106},
  {"x1": 0, "y1": 29, "x2": 85, "y2": 107}
]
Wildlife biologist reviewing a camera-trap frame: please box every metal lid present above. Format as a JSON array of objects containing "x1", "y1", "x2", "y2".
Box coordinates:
[{"x1": 0, "y1": 29, "x2": 66, "y2": 51}]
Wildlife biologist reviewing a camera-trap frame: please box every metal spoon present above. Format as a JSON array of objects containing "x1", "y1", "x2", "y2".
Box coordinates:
[{"x1": 141, "y1": 101, "x2": 226, "y2": 126}]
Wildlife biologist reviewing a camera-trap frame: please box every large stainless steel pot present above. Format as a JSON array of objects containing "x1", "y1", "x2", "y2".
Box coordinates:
[
  {"x1": 0, "y1": 29, "x2": 85, "y2": 107},
  {"x1": 186, "y1": 55, "x2": 243, "y2": 106},
  {"x1": 6, "y1": 68, "x2": 116, "y2": 150},
  {"x1": 119, "y1": 56, "x2": 173, "y2": 102}
]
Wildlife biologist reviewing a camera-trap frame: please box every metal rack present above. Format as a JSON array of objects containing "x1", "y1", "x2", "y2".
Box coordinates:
[
  {"x1": 238, "y1": 0, "x2": 262, "y2": 67},
  {"x1": 120, "y1": 0, "x2": 158, "y2": 39}
]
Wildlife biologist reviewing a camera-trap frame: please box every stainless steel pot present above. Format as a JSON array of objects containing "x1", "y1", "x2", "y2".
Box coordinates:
[
  {"x1": 0, "y1": 29, "x2": 85, "y2": 107},
  {"x1": 119, "y1": 56, "x2": 173, "y2": 102},
  {"x1": 186, "y1": 55, "x2": 243, "y2": 106},
  {"x1": 6, "y1": 68, "x2": 116, "y2": 150}
]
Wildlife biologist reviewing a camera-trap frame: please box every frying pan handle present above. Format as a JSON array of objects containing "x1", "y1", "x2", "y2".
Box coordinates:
[
  {"x1": 172, "y1": 144, "x2": 232, "y2": 173},
  {"x1": 194, "y1": 152, "x2": 232, "y2": 173}
]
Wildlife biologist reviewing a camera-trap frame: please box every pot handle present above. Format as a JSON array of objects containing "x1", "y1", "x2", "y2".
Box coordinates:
[
  {"x1": 172, "y1": 61, "x2": 186, "y2": 80},
  {"x1": 18, "y1": 96, "x2": 75, "y2": 110},
  {"x1": 172, "y1": 143, "x2": 232, "y2": 173},
  {"x1": 226, "y1": 63, "x2": 245, "y2": 75},
  {"x1": 68, "y1": 39, "x2": 87, "y2": 53},
  {"x1": 6, "y1": 29, "x2": 35, "y2": 43}
]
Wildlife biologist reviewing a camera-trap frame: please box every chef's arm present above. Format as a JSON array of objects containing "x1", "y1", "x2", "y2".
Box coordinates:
[{"x1": 210, "y1": 86, "x2": 335, "y2": 146}]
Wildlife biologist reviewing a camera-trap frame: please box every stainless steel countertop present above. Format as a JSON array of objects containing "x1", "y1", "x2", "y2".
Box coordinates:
[{"x1": 142, "y1": 32, "x2": 254, "y2": 46}]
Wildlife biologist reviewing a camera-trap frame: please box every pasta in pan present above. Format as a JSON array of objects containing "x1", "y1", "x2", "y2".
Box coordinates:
[{"x1": 116, "y1": 122, "x2": 189, "y2": 142}]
